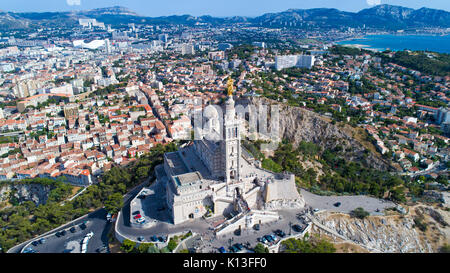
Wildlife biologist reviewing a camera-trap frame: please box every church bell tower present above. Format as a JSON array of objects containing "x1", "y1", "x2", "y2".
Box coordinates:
[{"x1": 223, "y1": 77, "x2": 241, "y2": 184}]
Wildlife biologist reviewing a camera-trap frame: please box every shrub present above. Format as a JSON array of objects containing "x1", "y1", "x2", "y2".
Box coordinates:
[{"x1": 351, "y1": 207, "x2": 370, "y2": 219}]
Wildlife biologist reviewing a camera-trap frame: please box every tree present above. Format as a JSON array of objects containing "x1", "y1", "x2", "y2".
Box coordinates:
[
  {"x1": 167, "y1": 237, "x2": 178, "y2": 252},
  {"x1": 254, "y1": 243, "x2": 269, "y2": 253},
  {"x1": 262, "y1": 158, "x2": 283, "y2": 173},
  {"x1": 120, "y1": 239, "x2": 136, "y2": 253},
  {"x1": 314, "y1": 238, "x2": 336, "y2": 253},
  {"x1": 104, "y1": 193, "x2": 123, "y2": 214},
  {"x1": 137, "y1": 243, "x2": 153, "y2": 253},
  {"x1": 281, "y1": 236, "x2": 336, "y2": 253},
  {"x1": 147, "y1": 245, "x2": 160, "y2": 253},
  {"x1": 350, "y1": 207, "x2": 370, "y2": 219},
  {"x1": 439, "y1": 244, "x2": 450, "y2": 253}
]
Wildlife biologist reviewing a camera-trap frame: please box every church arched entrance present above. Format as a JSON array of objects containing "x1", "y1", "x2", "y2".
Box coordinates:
[
  {"x1": 235, "y1": 187, "x2": 241, "y2": 197},
  {"x1": 230, "y1": 170, "x2": 236, "y2": 180}
]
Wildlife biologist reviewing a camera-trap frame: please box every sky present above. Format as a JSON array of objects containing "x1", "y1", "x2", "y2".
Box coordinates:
[{"x1": 0, "y1": 0, "x2": 449, "y2": 17}]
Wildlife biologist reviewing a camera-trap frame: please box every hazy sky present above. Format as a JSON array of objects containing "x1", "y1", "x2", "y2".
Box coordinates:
[{"x1": 1, "y1": 0, "x2": 449, "y2": 17}]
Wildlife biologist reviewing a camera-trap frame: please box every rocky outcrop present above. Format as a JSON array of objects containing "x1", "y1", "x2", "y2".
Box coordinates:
[
  {"x1": 241, "y1": 97, "x2": 392, "y2": 171},
  {"x1": 314, "y1": 206, "x2": 450, "y2": 253},
  {"x1": 0, "y1": 183, "x2": 53, "y2": 207}
]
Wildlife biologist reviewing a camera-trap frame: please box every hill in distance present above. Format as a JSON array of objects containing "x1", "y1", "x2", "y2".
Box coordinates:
[{"x1": 1, "y1": 4, "x2": 449, "y2": 30}]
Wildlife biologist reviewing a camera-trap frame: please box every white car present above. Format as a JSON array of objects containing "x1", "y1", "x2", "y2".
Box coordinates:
[{"x1": 137, "y1": 217, "x2": 145, "y2": 223}]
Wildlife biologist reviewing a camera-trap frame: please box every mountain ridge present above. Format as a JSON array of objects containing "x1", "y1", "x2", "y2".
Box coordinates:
[{"x1": 1, "y1": 4, "x2": 449, "y2": 30}]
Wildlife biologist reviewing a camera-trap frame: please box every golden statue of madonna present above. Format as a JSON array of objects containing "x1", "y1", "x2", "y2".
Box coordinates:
[{"x1": 227, "y1": 77, "x2": 234, "y2": 96}]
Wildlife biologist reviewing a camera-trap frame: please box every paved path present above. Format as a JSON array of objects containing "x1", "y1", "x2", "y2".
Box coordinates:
[
  {"x1": 300, "y1": 189, "x2": 395, "y2": 215},
  {"x1": 9, "y1": 178, "x2": 151, "y2": 253}
]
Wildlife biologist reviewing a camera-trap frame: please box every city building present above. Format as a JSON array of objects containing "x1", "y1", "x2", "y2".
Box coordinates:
[
  {"x1": 160, "y1": 78, "x2": 305, "y2": 226},
  {"x1": 275, "y1": 55, "x2": 316, "y2": 70}
]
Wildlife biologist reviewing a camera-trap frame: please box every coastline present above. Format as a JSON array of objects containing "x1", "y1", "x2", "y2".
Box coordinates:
[{"x1": 335, "y1": 33, "x2": 450, "y2": 54}]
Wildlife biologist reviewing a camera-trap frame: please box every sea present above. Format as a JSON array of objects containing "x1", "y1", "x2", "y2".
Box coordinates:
[{"x1": 337, "y1": 34, "x2": 450, "y2": 54}]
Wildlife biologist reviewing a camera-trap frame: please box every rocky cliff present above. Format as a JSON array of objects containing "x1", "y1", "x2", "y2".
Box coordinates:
[
  {"x1": 0, "y1": 183, "x2": 53, "y2": 208},
  {"x1": 313, "y1": 205, "x2": 450, "y2": 253},
  {"x1": 242, "y1": 97, "x2": 393, "y2": 171}
]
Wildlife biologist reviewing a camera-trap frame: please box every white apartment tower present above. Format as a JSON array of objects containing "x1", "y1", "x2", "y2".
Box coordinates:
[{"x1": 104, "y1": 39, "x2": 112, "y2": 54}]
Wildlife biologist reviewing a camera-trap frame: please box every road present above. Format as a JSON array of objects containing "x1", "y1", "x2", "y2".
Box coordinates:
[
  {"x1": 8, "y1": 178, "x2": 151, "y2": 253},
  {"x1": 300, "y1": 188, "x2": 395, "y2": 215},
  {"x1": 116, "y1": 177, "x2": 212, "y2": 242},
  {"x1": 395, "y1": 162, "x2": 447, "y2": 177},
  {"x1": 21, "y1": 209, "x2": 111, "y2": 253}
]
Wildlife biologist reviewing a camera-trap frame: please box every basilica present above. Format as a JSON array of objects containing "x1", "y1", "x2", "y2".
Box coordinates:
[{"x1": 160, "y1": 78, "x2": 305, "y2": 228}]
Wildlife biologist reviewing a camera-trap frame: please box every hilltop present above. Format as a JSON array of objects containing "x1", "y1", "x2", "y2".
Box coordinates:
[{"x1": 1, "y1": 4, "x2": 449, "y2": 30}]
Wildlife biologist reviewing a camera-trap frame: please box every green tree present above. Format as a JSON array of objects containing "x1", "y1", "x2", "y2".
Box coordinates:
[
  {"x1": 120, "y1": 239, "x2": 136, "y2": 253},
  {"x1": 439, "y1": 244, "x2": 450, "y2": 253},
  {"x1": 254, "y1": 243, "x2": 269, "y2": 253},
  {"x1": 167, "y1": 238, "x2": 178, "y2": 252},
  {"x1": 262, "y1": 158, "x2": 283, "y2": 173},
  {"x1": 104, "y1": 193, "x2": 123, "y2": 214},
  {"x1": 350, "y1": 207, "x2": 370, "y2": 219},
  {"x1": 137, "y1": 243, "x2": 153, "y2": 253}
]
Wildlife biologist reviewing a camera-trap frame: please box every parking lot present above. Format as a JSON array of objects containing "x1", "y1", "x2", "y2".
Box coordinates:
[
  {"x1": 198, "y1": 208, "x2": 310, "y2": 253},
  {"x1": 117, "y1": 185, "x2": 396, "y2": 253},
  {"x1": 129, "y1": 177, "x2": 170, "y2": 229},
  {"x1": 300, "y1": 189, "x2": 395, "y2": 215},
  {"x1": 22, "y1": 209, "x2": 111, "y2": 253}
]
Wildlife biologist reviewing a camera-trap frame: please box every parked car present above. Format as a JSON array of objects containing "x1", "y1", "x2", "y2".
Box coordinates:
[
  {"x1": 132, "y1": 210, "x2": 140, "y2": 215},
  {"x1": 274, "y1": 229, "x2": 286, "y2": 237},
  {"x1": 96, "y1": 244, "x2": 109, "y2": 253},
  {"x1": 32, "y1": 241, "x2": 39, "y2": 246},
  {"x1": 292, "y1": 224, "x2": 302, "y2": 232},
  {"x1": 133, "y1": 214, "x2": 142, "y2": 220},
  {"x1": 218, "y1": 247, "x2": 227, "y2": 253},
  {"x1": 257, "y1": 237, "x2": 267, "y2": 244},
  {"x1": 60, "y1": 230, "x2": 67, "y2": 236},
  {"x1": 234, "y1": 243, "x2": 244, "y2": 251},
  {"x1": 137, "y1": 236, "x2": 145, "y2": 242},
  {"x1": 229, "y1": 245, "x2": 239, "y2": 253},
  {"x1": 150, "y1": 235, "x2": 158, "y2": 242},
  {"x1": 136, "y1": 217, "x2": 145, "y2": 223},
  {"x1": 253, "y1": 224, "x2": 260, "y2": 231},
  {"x1": 39, "y1": 238, "x2": 46, "y2": 244},
  {"x1": 334, "y1": 202, "x2": 341, "y2": 207},
  {"x1": 264, "y1": 235, "x2": 273, "y2": 243},
  {"x1": 79, "y1": 221, "x2": 87, "y2": 230},
  {"x1": 69, "y1": 227, "x2": 76, "y2": 233},
  {"x1": 23, "y1": 247, "x2": 36, "y2": 253}
]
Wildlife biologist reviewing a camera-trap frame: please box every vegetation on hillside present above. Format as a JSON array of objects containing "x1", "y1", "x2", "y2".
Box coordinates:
[
  {"x1": 387, "y1": 51, "x2": 450, "y2": 76},
  {"x1": 281, "y1": 233, "x2": 336, "y2": 253},
  {"x1": 0, "y1": 143, "x2": 177, "y2": 252},
  {"x1": 248, "y1": 139, "x2": 422, "y2": 203}
]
